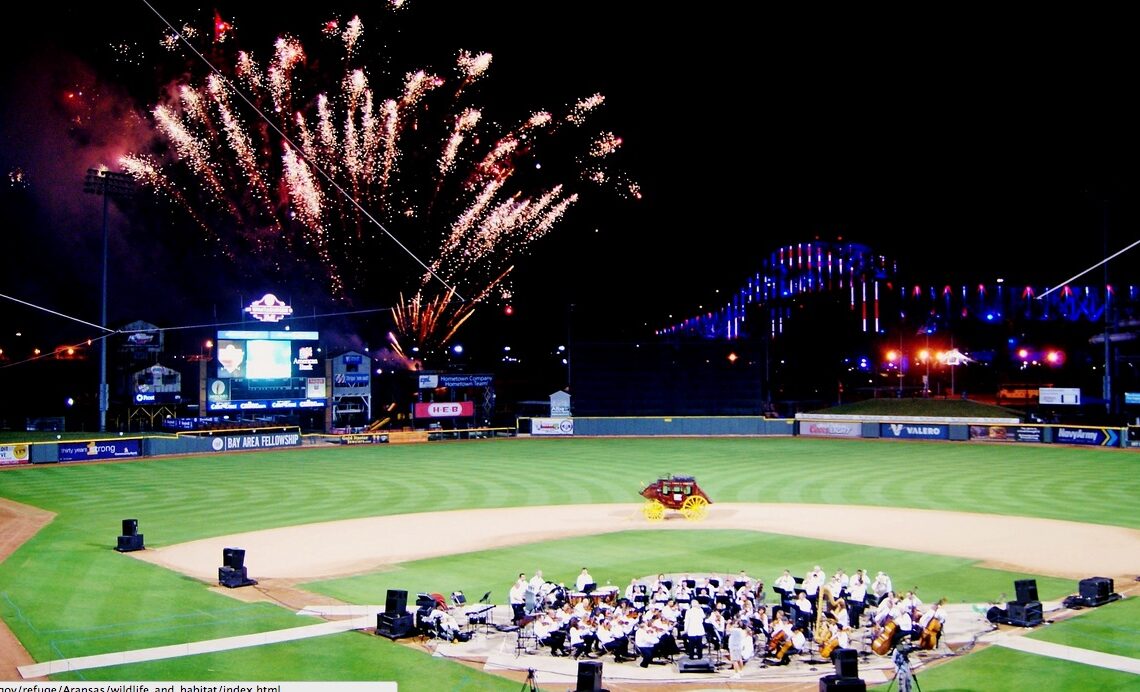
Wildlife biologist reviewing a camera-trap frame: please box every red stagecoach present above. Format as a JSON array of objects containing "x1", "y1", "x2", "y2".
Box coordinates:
[{"x1": 639, "y1": 475, "x2": 711, "y2": 521}]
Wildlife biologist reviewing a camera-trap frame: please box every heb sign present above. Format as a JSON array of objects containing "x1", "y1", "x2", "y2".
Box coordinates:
[
  {"x1": 799, "y1": 421, "x2": 861, "y2": 438},
  {"x1": 415, "y1": 401, "x2": 475, "y2": 418},
  {"x1": 58, "y1": 440, "x2": 141, "y2": 462},
  {"x1": 881, "y1": 423, "x2": 949, "y2": 440},
  {"x1": 531, "y1": 417, "x2": 574, "y2": 436}
]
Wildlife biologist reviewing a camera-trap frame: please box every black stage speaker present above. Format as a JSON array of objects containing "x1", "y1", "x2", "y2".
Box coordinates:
[
  {"x1": 677, "y1": 658, "x2": 715, "y2": 673},
  {"x1": 122, "y1": 519, "x2": 138, "y2": 537},
  {"x1": 116, "y1": 534, "x2": 144, "y2": 552},
  {"x1": 1006, "y1": 600, "x2": 1043, "y2": 626},
  {"x1": 376, "y1": 612, "x2": 414, "y2": 639},
  {"x1": 1015, "y1": 579, "x2": 1039, "y2": 603},
  {"x1": 833, "y1": 647, "x2": 859, "y2": 678},
  {"x1": 820, "y1": 674, "x2": 867, "y2": 691},
  {"x1": 385, "y1": 589, "x2": 408, "y2": 614},
  {"x1": 223, "y1": 547, "x2": 245, "y2": 570},
  {"x1": 1079, "y1": 577, "x2": 1113, "y2": 604},
  {"x1": 576, "y1": 660, "x2": 603, "y2": 691}
]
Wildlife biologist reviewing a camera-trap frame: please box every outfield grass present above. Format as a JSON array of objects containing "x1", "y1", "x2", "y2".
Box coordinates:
[{"x1": 1, "y1": 437, "x2": 1137, "y2": 690}]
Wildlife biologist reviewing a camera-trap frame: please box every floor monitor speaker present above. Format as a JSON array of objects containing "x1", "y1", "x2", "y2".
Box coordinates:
[
  {"x1": 1014, "y1": 578, "x2": 1039, "y2": 603},
  {"x1": 385, "y1": 589, "x2": 408, "y2": 614},
  {"x1": 122, "y1": 519, "x2": 138, "y2": 537},
  {"x1": 115, "y1": 534, "x2": 144, "y2": 552},
  {"x1": 820, "y1": 674, "x2": 867, "y2": 691},
  {"x1": 376, "y1": 612, "x2": 414, "y2": 639},
  {"x1": 677, "y1": 658, "x2": 715, "y2": 673},
  {"x1": 1079, "y1": 577, "x2": 1113, "y2": 603},
  {"x1": 576, "y1": 660, "x2": 603, "y2": 691},
  {"x1": 1006, "y1": 600, "x2": 1043, "y2": 626},
  {"x1": 833, "y1": 647, "x2": 859, "y2": 678}
]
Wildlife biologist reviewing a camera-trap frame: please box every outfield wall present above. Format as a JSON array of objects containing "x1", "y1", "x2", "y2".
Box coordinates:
[{"x1": 4, "y1": 418, "x2": 1138, "y2": 467}]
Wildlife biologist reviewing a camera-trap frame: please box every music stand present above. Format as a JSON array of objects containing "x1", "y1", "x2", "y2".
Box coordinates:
[{"x1": 583, "y1": 582, "x2": 597, "y2": 594}]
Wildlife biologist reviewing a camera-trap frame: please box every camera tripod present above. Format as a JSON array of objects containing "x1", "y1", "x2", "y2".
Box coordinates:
[
  {"x1": 885, "y1": 645, "x2": 921, "y2": 692},
  {"x1": 519, "y1": 667, "x2": 538, "y2": 692}
]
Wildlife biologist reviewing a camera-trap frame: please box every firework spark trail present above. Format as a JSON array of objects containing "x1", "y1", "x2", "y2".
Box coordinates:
[{"x1": 125, "y1": 9, "x2": 634, "y2": 352}]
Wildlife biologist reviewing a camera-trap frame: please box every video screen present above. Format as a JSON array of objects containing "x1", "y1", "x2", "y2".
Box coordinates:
[
  {"x1": 214, "y1": 330, "x2": 320, "y2": 380},
  {"x1": 246, "y1": 339, "x2": 292, "y2": 379}
]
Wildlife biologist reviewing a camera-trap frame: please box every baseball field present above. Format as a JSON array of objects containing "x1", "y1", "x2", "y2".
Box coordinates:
[{"x1": 0, "y1": 436, "x2": 1138, "y2": 690}]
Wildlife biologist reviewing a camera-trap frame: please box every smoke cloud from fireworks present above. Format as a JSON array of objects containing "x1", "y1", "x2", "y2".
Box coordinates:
[{"x1": 120, "y1": 8, "x2": 636, "y2": 354}]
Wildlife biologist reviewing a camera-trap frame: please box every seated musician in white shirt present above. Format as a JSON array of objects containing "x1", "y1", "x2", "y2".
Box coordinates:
[{"x1": 575, "y1": 567, "x2": 595, "y2": 593}]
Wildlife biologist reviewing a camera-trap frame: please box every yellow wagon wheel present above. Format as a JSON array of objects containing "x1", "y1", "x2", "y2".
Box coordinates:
[
  {"x1": 680, "y1": 495, "x2": 709, "y2": 521},
  {"x1": 643, "y1": 500, "x2": 665, "y2": 521}
]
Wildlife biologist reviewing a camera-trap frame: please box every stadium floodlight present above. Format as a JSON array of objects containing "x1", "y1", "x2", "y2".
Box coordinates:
[{"x1": 83, "y1": 168, "x2": 135, "y2": 433}]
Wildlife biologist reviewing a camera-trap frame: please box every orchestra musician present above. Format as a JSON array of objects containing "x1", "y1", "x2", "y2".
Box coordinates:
[
  {"x1": 705, "y1": 604, "x2": 728, "y2": 652},
  {"x1": 569, "y1": 616, "x2": 598, "y2": 659},
  {"x1": 803, "y1": 565, "x2": 826, "y2": 597},
  {"x1": 828, "y1": 569, "x2": 849, "y2": 598},
  {"x1": 683, "y1": 599, "x2": 707, "y2": 659},
  {"x1": 890, "y1": 600, "x2": 915, "y2": 650},
  {"x1": 847, "y1": 569, "x2": 869, "y2": 626},
  {"x1": 773, "y1": 569, "x2": 797, "y2": 600},
  {"x1": 534, "y1": 611, "x2": 571, "y2": 656},
  {"x1": 768, "y1": 625, "x2": 806, "y2": 664},
  {"x1": 871, "y1": 571, "x2": 893, "y2": 602},
  {"x1": 635, "y1": 620, "x2": 661, "y2": 668},
  {"x1": 829, "y1": 594, "x2": 851, "y2": 629},
  {"x1": 509, "y1": 572, "x2": 528, "y2": 623},
  {"x1": 596, "y1": 614, "x2": 633, "y2": 661},
  {"x1": 575, "y1": 567, "x2": 595, "y2": 593},
  {"x1": 917, "y1": 599, "x2": 947, "y2": 650}
]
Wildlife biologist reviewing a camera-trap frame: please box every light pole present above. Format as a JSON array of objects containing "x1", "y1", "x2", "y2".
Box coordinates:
[{"x1": 83, "y1": 168, "x2": 134, "y2": 432}]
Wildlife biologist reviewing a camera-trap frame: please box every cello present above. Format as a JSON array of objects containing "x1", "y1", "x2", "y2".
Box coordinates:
[{"x1": 766, "y1": 628, "x2": 787, "y2": 655}]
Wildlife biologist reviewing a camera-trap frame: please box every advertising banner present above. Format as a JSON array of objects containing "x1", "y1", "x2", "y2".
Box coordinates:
[
  {"x1": 414, "y1": 401, "x2": 475, "y2": 418},
  {"x1": 1040, "y1": 387, "x2": 1081, "y2": 405},
  {"x1": 339, "y1": 433, "x2": 390, "y2": 445},
  {"x1": 531, "y1": 417, "x2": 574, "y2": 436},
  {"x1": 438, "y1": 374, "x2": 494, "y2": 388},
  {"x1": 58, "y1": 440, "x2": 142, "y2": 462},
  {"x1": 968, "y1": 425, "x2": 1044, "y2": 443},
  {"x1": 0, "y1": 444, "x2": 30, "y2": 465},
  {"x1": 798, "y1": 421, "x2": 861, "y2": 438},
  {"x1": 1054, "y1": 427, "x2": 1119, "y2": 447},
  {"x1": 208, "y1": 431, "x2": 303, "y2": 452},
  {"x1": 880, "y1": 423, "x2": 949, "y2": 440}
]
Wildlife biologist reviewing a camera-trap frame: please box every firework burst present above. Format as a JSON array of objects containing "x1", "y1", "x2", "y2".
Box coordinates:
[{"x1": 120, "y1": 8, "x2": 635, "y2": 354}]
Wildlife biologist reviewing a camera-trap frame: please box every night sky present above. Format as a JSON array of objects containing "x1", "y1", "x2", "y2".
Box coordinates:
[{"x1": 3, "y1": 3, "x2": 1140, "y2": 367}]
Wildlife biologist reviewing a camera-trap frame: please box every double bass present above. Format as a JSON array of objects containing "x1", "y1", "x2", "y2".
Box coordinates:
[
  {"x1": 918, "y1": 615, "x2": 943, "y2": 650},
  {"x1": 871, "y1": 620, "x2": 898, "y2": 656}
]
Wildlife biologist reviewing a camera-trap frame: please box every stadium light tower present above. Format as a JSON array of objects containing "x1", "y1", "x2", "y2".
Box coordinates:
[{"x1": 83, "y1": 168, "x2": 135, "y2": 432}]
